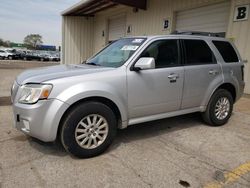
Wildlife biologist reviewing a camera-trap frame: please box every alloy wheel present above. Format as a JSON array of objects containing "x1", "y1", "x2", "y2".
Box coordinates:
[
  {"x1": 75, "y1": 114, "x2": 109, "y2": 149},
  {"x1": 215, "y1": 97, "x2": 230, "y2": 120}
]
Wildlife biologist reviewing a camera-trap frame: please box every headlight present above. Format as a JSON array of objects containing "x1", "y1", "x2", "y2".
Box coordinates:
[{"x1": 19, "y1": 84, "x2": 52, "y2": 104}]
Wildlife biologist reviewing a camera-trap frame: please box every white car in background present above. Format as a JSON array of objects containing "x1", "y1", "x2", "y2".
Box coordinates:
[{"x1": 0, "y1": 49, "x2": 14, "y2": 59}]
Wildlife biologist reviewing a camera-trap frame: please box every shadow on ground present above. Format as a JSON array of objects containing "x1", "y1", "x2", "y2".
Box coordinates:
[
  {"x1": 110, "y1": 113, "x2": 203, "y2": 151},
  {"x1": 28, "y1": 113, "x2": 203, "y2": 157}
]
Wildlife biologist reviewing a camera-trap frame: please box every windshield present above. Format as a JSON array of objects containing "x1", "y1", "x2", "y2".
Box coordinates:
[{"x1": 87, "y1": 38, "x2": 146, "y2": 68}]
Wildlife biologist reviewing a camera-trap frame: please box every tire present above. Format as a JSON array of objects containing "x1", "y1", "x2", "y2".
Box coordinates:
[
  {"x1": 60, "y1": 101, "x2": 117, "y2": 158},
  {"x1": 202, "y1": 89, "x2": 233, "y2": 126},
  {"x1": 8, "y1": 56, "x2": 12, "y2": 60}
]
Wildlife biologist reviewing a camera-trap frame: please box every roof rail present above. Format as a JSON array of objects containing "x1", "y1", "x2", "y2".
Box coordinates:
[{"x1": 171, "y1": 31, "x2": 225, "y2": 37}]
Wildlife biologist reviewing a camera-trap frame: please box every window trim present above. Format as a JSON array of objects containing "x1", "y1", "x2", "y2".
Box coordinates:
[
  {"x1": 130, "y1": 39, "x2": 182, "y2": 71},
  {"x1": 182, "y1": 39, "x2": 217, "y2": 66}
]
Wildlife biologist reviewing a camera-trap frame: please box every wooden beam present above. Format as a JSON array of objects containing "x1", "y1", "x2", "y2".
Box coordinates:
[
  {"x1": 111, "y1": 0, "x2": 147, "y2": 10},
  {"x1": 74, "y1": 1, "x2": 108, "y2": 15},
  {"x1": 65, "y1": 0, "x2": 128, "y2": 16},
  {"x1": 89, "y1": 4, "x2": 117, "y2": 15}
]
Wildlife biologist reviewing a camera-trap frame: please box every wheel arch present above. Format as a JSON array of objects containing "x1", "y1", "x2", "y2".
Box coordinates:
[
  {"x1": 216, "y1": 83, "x2": 236, "y2": 102},
  {"x1": 57, "y1": 96, "x2": 124, "y2": 141},
  {"x1": 204, "y1": 83, "x2": 237, "y2": 109}
]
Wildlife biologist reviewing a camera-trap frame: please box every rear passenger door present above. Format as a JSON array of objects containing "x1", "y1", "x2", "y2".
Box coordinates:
[{"x1": 181, "y1": 39, "x2": 223, "y2": 109}]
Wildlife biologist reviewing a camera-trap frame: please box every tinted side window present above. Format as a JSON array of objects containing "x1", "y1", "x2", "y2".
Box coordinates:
[
  {"x1": 184, "y1": 40, "x2": 215, "y2": 65},
  {"x1": 141, "y1": 40, "x2": 179, "y2": 68},
  {"x1": 213, "y1": 41, "x2": 239, "y2": 63}
]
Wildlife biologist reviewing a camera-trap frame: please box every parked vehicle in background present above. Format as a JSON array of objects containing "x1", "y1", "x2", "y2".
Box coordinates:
[
  {"x1": 8, "y1": 49, "x2": 24, "y2": 60},
  {"x1": 11, "y1": 33, "x2": 245, "y2": 158},
  {"x1": 38, "y1": 53, "x2": 50, "y2": 62},
  {"x1": 48, "y1": 53, "x2": 60, "y2": 62},
  {"x1": 0, "y1": 48, "x2": 60, "y2": 62},
  {"x1": 21, "y1": 51, "x2": 49, "y2": 61},
  {"x1": 0, "y1": 49, "x2": 14, "y2": 60}
]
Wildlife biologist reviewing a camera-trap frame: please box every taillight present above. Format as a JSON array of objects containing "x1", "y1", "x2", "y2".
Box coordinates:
[{"x1": 241, "y1": 65, "x2": 244, "y2": 81}]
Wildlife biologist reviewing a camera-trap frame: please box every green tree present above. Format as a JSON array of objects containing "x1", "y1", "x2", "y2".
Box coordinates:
[
  {"x1": 0, "y1": 38, "x2": 4, "y2": 46},
  {"x1": 23, "y1": 34, "x2": 43, "y2": 49},
  {"x1": 0, "y1": 38, "x2": 10, "y2": 47}
]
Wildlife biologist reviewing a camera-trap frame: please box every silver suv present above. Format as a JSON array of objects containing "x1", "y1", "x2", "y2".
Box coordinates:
[{"x1": 11, "y1": 34, "x2": 245, "y2": 158}]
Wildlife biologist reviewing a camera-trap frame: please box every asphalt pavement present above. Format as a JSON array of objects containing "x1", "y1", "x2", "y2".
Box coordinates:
[{"x1": 0, "y1": 60, "x2": 250, "y2": 188}]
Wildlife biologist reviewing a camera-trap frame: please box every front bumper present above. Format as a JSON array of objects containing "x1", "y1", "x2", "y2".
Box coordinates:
[{"x1": 12, "y1": 99, "x2": 69, "y2": 142}]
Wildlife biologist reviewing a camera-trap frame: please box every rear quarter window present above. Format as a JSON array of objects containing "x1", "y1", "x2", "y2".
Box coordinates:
[{"x1": 212, "y1": 41, "x2": 239, "y2": 63}]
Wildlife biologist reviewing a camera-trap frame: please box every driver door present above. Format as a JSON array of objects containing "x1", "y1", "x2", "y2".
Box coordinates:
[{"x1": 127, "y1": 39, "x2": 184, "y2": 119}]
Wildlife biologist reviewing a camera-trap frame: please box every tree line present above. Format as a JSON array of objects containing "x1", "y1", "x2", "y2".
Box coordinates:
[
  {"x1": 0, "y1": 38, "x2": 11, "y2": 47},
  {"x1": 0, "y1": 34, "x2": 43, "y2": 49}
]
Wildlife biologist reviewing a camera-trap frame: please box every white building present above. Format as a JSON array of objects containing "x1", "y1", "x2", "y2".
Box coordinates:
[{"x1": 62, "y1": 0, "x2": 250, "y2": 94}]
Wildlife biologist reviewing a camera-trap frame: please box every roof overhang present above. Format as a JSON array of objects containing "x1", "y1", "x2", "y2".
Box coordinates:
[{"x1": 62, "y1": 0, "x2": 147, "y2": 16}]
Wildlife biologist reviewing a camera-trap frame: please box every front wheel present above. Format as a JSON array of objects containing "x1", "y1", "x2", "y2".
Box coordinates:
[
  {"x1": 202, "y1": 89, "x2": 233, "y2": 126},
  {"x1": 60, "y1": 101, "x2": 117, "y2": 158}
]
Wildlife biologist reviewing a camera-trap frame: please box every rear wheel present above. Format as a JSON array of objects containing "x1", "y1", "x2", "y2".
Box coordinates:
[
  {"x1": 60, "y1": 101, "x2": 117, "y2": 158},
  {"x1": 202, "y1": 89, "x2": 233, "y2": 126}
]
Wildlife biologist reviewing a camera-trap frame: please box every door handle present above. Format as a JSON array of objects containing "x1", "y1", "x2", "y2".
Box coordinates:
[
  {"x1": 168, "y1": 73, "x2": 179, "y2": 80},
  {"x1": 209, "y1": 70, "x2": 219, "y2": 75}
]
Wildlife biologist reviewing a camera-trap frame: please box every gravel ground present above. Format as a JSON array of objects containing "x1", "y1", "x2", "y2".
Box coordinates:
[
  {"x1": 0, "y1": 60, "x2": 59, "y2": 97},
  {"x1": 0, "y1": 60, "x2": 250, "y2": 188}
]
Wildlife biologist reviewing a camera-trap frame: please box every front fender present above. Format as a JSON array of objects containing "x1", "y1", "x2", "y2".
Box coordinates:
[{"x1": 54, "y1": 82, "x2": 128, "y2": 124}]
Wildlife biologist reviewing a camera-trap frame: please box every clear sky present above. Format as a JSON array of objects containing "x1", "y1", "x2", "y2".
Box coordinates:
[{"x1": 0, "y1": 0, "x2": 79, "y2": 47}]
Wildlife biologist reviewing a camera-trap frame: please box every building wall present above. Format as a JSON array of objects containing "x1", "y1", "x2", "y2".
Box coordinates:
[
  {"x1": 62, "y1": 16, "x2": 94, "y2": 64},
  {"x1": 93, "y1": 5, "x2": 128, "y2": 52},
  {"x1": 62, "y1": 0, "x2": 250, "y2": 93},
  {"x1": 93, "y1": 0, "x2": 227, "y2": 52},
  {"x1": 227, "y1": 0, "x2": 250, "y2": 93}
]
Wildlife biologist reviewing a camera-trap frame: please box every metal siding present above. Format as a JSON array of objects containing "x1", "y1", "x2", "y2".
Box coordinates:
[
  {"x1": 93, "y1": 16, "x2": 106, "y2": 53},
  {"x1": 62, "y1": 16, "x2": 93, "y2": 64},
  {"x1": 93, "y1": 6, "x2": 128, "y2": 52},
  {"x1": 176, "y1": 2, "x2": 231, "y2": 33},
  {"x1": 92, "y1": 0, "x2": 228, "y2": 53},
  {"x1": 62, "y1": 0, "x2": 250, "y2": 94},
  {"x1": 227, "y1": 0, "x2": 250, "y2": 93},
  {"x1": 108, "y1": 15, "x2": 126, "y2": 41},
  {"x1": 62, "y1": 17, "x2": 65, "y2": 64}
]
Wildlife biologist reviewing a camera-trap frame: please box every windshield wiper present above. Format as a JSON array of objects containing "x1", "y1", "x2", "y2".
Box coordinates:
[{"x1": 85, "y1": 62, "x2": 101, "y2": 66}]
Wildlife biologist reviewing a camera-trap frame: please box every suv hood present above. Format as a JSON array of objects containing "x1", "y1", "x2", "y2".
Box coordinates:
[{"x1": 16, "y1": 64, "x2": 114, "y2": 85}]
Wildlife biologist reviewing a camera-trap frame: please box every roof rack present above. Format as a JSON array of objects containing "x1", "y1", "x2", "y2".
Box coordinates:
[{"x1": 171, "y1": 31, "x2": 225, "y2": 37}]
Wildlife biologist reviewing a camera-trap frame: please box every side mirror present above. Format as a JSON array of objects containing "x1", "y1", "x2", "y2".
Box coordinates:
[{"x1": 133, "y1": 57, "x2": 155, "y2": 71}]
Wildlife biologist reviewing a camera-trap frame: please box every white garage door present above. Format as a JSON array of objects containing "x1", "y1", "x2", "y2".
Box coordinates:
[
  {"x1": 176, "y1": 2, "x2": 231, "y2": 34},
  {"x1": 108, "y1": 15, "x2": 126, "y2": 42}
]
